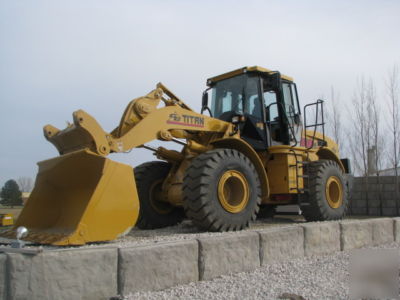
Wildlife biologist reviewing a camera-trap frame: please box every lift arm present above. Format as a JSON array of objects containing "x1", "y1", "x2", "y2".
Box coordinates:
[{"x1": 44, "y1": 83, "x2": 232, "y2": 156}]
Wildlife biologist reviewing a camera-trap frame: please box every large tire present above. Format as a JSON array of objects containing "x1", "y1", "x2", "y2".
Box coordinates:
[
  {"x1": 135, "y1": 161, "x2": 184, "y2": 229},
  {"x1": 183, "y1": 148, "x2": 261, "y2": 231},
  {"x1": 301, "y1": 160, "x2": 348, "y2": 221}
]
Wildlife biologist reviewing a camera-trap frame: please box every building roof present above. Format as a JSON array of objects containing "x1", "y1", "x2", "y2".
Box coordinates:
[{"x1": 207, "y1": 66, "x2": 294, "y2": 85}]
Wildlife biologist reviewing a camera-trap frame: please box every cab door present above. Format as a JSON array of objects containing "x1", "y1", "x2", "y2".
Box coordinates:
[
  {"x1": 281, "y1": 82, "x2": 302, "y2": 145},
  {"x1": 239, "y1": 75, "x2": 269, "y2": 150}
]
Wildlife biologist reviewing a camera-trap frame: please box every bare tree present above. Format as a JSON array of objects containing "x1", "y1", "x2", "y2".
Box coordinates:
[
  {"x1": 348, "y1": 77, "x2": 385, "y2": 214},
  {"x1": 17, "y1": 177, "x2": 33, "y2": 193},
  {"x1": 367, "y1": 80, "x2": 386, "y2": 214},
  {"x1": 386, "y1": 65, "x2": 400, "y2": 214},
  {"x1": 348, "y1": 77, "x2": 369, "y2": 176},
  {"x1": 327, "y1": 86, "x2": 343, "y2": 150},
  {"x1": 368, "y1": 80, "x2": 386, "y2": 174},
  {"x1": 386, "y1": 65, "x2": 400, "y2": 176},
  {"x1": 347, "y1": 78, "x2": 384, "y2": 175}
]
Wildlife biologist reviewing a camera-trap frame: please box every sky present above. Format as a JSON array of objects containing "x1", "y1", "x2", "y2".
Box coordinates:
[{"x1": 0, "y1": 0, "x2": 399, "y2": 187}]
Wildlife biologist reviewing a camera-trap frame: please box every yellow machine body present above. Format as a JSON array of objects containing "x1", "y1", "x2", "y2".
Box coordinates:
[
  {"x1": 1, "y1": 68, "x2": 345, "y2": 245},
  {"x1": 266, "y1": 146, "x2": 305, "y2": 194},
  {"x1": 0, "y1": 214, "x2": 14, "y2": 226}
]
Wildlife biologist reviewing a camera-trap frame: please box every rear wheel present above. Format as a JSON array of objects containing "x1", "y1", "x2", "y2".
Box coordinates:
[
  {"x1": 135, "y1": 161, "x2": 184, "y2": 229},
  {"x1": 301, "y1": 160, "x2": 348, "y2": 221},
  {"x1": 183, "y1": 148, "x2": 261, "y2": 231}
]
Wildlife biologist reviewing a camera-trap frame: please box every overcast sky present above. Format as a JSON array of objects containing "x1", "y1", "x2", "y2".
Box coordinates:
[{"x1": 0, "y1": 0, "x2": 399, "y2": 187}]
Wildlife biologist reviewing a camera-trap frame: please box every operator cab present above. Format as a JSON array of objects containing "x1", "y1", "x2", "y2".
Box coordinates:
[{"x1": 203, "y1": 66, "x2": 302, "y2": 149}]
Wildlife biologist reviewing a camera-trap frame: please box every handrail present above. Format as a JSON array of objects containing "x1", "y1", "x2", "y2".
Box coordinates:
[{"x1": 303, "y1": 99, "x2": 326, "y2": 149}]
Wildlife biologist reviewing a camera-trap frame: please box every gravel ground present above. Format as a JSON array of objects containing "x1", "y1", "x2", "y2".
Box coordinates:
[
  {"x1": 0, "y1": 215, "x2": 382, "y2": 250},
  {"x1": 0, "y1": 215, "x2": 307, "y2": 249},
  {"x1": 125, "y1": 242, "x2": 400, "y2": 300}
]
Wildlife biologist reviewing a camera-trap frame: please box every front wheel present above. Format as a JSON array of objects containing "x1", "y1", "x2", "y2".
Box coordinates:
[
  {"x1": 183, "y1": 148, "x2": 262, "y2": 231},
  {"x1": 301, "y1": 160, "x2": 348, "y2": 221}
]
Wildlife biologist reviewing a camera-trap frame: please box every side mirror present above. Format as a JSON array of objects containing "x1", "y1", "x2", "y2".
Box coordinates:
[{"x1": 202, "y1": 92, "x2": 208, "y2": 108}]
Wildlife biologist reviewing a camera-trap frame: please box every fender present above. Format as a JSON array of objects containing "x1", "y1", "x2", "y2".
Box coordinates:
[
  {"x1": 211, "y1": 137, "x2": 270, "y2": 202},
  {"x1": 316, "y1": 147, "x2": 345, "y2": 172}
]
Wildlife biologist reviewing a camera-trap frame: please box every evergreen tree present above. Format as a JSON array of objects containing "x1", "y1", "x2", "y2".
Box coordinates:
[{"x1": 0, "y1": 179, "x2": 23, "y2": 207}]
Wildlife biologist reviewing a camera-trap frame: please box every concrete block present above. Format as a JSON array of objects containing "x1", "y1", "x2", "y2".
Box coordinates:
[
  {"x1": 355, "y1": 200, "x2": 367, "y2": 208},
  {"x1": 353, "y1": 177, "x2": 364, "y2": 183},
  {"x1": 0, "y1": 253, "x2": 7, "y2": 300},
  {"x1": 394, "y1": 218, "x2": 400, "y2": 241},
  {"x1": 350, "y1": 191, "x2": 362, "y2": 201},
  {"x1": 302, "y1": 222, "x2": 340, "y2": 256},
  {"x1": 340, "y1": 221, "x2": 373, "y2": 250},
  {"x1": 7, "y1": 247, "x2": 117, "y2": 300},
  {"x1": 351, "y1": 207, "x2": 367, "y2": 215},
  {"x1": 349, "y1": 198, "x2": 363, "y2": 208},
  {"x1": 368, "y1": 199, "x2": 381, "y2": 208},
  {"x1": 258, "y1": 226, "x2": 304, "y2": 265},
  {"x1": 119, "y1": 240, "x2": 198, "y2": 294},
  {"x1": 367, "y1": 184, "x2": 378, "y2": 192},
  {"x1": 381, "y1": 176, "x2": 395, "y2": 184},
  {"x1": 370, "y1": 218, "x2": 394, "y2": 245},
  {"x1": 352, "y1": 183, "x2": 363, "y2": 192},
  {"x1": 383, "y1": 191, "x2": 397, "y2": 200},
  {"x1": 198, "y1": 232, "x2": 259, "y2": 280},
  {"x1": 360, "y1": 192, "x2": 369, "y2": 201},
  {"x1": 367, "y1": 207, "x2": 381, "y2": 216},
  {"x1": 382, "y1": 198, "x2": 396, "y2": 207},
  {"x1": 384, "y1": 184, "x2": 396, "y2": 192},
  {"x1": 365, "y1": 192, "x2": 379, "y2": 201},
  {"x1": 382, "y1": 208, "x2": 397, "y2": 216}
]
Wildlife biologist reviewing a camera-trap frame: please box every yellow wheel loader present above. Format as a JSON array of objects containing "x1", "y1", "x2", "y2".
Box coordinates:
[{"x1": 1, "y1": 66, "x2": 350, "y2": 245}]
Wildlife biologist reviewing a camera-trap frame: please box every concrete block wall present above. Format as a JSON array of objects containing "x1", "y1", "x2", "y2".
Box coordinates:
[
  {"x1": 0, "y1": 253, "x2": 6, "y2": 300},
  {"x1": 0, "y1": 218, "x2": 398, "y2": 299},
  {"x1": 349, "y1": 176, "x2": 400, "y2": 216},
  {"x1": 118, "y1": 240, "x2": 198, "y2": 294},
  {"x1": 197, "y1": 232, "x2": 260, "y2": 281}
]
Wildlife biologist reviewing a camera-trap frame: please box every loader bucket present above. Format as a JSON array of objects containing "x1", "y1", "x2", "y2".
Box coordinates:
[{"x1": 2, "y1": 150, "x2": 139, "y2": 245}]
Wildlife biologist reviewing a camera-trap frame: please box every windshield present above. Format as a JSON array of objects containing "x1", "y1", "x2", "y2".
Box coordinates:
[{"x1": 210, "y1": 74, "x2": 262, "y2": 119}]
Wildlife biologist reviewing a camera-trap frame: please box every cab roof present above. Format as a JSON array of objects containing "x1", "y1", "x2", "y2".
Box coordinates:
[{"x1": 207, "y1": 66, "x2": 294, "y2": 86}]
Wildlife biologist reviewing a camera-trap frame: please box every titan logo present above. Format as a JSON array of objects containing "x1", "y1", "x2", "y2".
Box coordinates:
[{"x1": 167, "y1": 112, "x2": 205, "y2": 128}]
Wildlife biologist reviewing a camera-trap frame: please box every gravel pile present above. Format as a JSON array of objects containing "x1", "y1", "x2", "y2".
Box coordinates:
[{"x1": 125, "y1": 242, "x2": 400, "y2": 300}]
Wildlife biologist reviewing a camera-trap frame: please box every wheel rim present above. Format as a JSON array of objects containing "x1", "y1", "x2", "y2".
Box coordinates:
[
  {"x1": 149, "y1": 180, "x2": 173, "y2": 214},
  {"x1": 218, "y1": 170, "x2": 250, "y2": 213},
  {"x1": 325, "y1": 176, "x2": 343, "y2": 209}
]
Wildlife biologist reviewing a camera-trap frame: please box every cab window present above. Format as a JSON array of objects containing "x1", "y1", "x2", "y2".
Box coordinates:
[
  {"x1": 263, "y1": 91, "x2": 278, "y2": 121},
  {"x1": 210, "y1": 74, "x2": 261, "y2": 120},
  {"x1": 282, "y1": 82, "x2": 300, "y2": 124}
]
